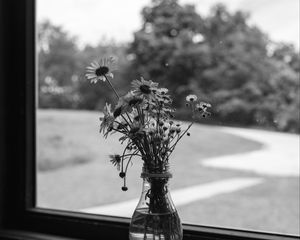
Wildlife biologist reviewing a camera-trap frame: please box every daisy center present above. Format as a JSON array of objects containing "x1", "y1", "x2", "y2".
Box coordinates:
[
  {"x1": 95, "y1": 66, "x2": 109, "y2": 76},
  {"x1": 139, "y1": 85, "x2": 151, "y2": 94},
  {"x1": 130, "y1": 127, "x2": 140, "y2": 134},
  {"x1": 129, "y1": 98, "x2": 143, "y2": 106}
]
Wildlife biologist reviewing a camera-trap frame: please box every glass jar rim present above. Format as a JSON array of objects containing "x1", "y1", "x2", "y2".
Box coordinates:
[{"x1": 141, "y1": 172, "x2": 172, "y2": 178}]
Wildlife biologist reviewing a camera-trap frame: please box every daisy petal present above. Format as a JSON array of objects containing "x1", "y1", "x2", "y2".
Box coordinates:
[
  {"x1": 91, "y1": 79, "x2": 98, "y2": 83},
  {"x1": 85, "y1": 73, "x2": 96, "y2": 77},
  {"x1": 86, "y1": 76, "x2": 96, "y2": 80},
  {"x1": 99, "y1": 76, "x2": 106, "y2": 82},
  {"x1": 106, "y1": 72, "x2": 114, "y2": 78},
  {"x1": 91, "y1": 62, "x2": 99, "y2": 68},
  {"x1": 86, "y1": 66, "x2": 96, "y2": 70},
  {"x1": 86, "y1": 71, "x2": 96, "y2": 74}
]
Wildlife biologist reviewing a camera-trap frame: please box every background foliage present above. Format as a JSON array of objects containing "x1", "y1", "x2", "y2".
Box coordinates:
[{"x1": 37, "y1": 0, "x2": 299, "y2": 133}]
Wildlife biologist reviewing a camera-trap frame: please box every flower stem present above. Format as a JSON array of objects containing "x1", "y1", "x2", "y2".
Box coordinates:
[
  {"x1": 104, "y1": 75, "x2": 120, "y2": 99},
  {"x1": 168, "y1": 122, "x2": 193, "y2": 157},
  {"x1": 103, "y1": 75, "x2": 135, "y2": 127}
]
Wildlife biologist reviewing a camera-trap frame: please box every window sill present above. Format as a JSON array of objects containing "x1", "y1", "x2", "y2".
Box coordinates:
[
  {"x1": 4, "y1": 208, "x2": 297, "y2": 240},
  {"x1": 1, "y1": 226, "x2": 298, "y2": 240},
  {"x1": 0, "y1": 229, "x2": 77, "y2": 240}
]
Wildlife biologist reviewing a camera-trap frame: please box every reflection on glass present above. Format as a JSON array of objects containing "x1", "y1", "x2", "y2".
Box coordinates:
[{"x1": 36, "y1": 0, "x2": 300, "y2": 236}]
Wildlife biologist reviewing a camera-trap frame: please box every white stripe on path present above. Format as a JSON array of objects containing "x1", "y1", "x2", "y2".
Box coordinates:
[
  {"x1": 202, "y1": 127, "x2": 300, "y2": 177},
  {"x1": 81, "y1": 177, "x2": 262, "y2": 217}
]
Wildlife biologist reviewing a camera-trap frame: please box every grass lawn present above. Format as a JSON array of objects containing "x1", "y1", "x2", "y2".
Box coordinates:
[{"x1": 37, "y1": 109, "x2": 299, "y2": 236}]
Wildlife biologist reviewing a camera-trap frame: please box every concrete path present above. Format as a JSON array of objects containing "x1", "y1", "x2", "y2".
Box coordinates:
[
  {"x1": 81, "y1": 177, "x2": 262, "y2": 217},
  {"x1": 202, "y1": 127, "x2": 299, "y2": 177},
  {"x1": 81, "y1": 126, "x2": 299, "y2": 216}
]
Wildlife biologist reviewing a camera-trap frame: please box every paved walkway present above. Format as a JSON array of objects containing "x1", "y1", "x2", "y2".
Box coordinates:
[
  {"x1": 81, "y1": 126, "x2": 299, "y2": 216},
  {"x1": 202, "y1": 127, "x2": 299, "y2": 177},
  {"x1": 81, "y1": 177, "x2": 262, "y2": 217}
]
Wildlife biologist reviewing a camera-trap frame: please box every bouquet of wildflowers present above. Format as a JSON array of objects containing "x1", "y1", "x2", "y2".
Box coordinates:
[{"x1": 86, "y1": 57, "x2": 211, "y2": 191}]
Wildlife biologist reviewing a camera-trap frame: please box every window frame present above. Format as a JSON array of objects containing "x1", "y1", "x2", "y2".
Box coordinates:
[{"x1": 0, "y1": 0, "x2": 298, "y2": 239}]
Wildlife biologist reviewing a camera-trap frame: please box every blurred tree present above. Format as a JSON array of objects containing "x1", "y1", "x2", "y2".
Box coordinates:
[
  {"x1": 267, "y1": 44, "x2": 300, "y2": 132},
  {"x1": 38, "y1": 20, "x2": 80, "y2": 108},
  {"x1": 271, "y1": 43, "x2": 300, "y2": 72},
  {"x1": 127, "y1": 0, "x2": 299, "y2": 132},
  {"x1": 127, "y1": 0, "x2": 208, "y2": 105},
  {"x1": 37, "y1": 21, "x2": 129, "y2": 110},
  {"x1": 37, "y1": 4, "x2": 299, "y2": 132},
  {"x1": 200, "y1": 4, "x2": 271, "y2": 126}
]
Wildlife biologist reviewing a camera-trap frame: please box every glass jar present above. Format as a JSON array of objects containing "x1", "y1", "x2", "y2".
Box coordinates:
[{"x1": 129, "y1": 171, "x2": 183, "y2": 240}]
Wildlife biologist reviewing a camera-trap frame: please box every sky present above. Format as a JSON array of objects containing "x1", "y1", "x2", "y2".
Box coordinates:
[{"x1": 37, "y1": 0, "x2": 299, "y2": 49}]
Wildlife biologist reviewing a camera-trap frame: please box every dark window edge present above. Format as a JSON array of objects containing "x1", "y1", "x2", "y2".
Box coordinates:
[
  {"x1": 0, "y1": 229, "x2": 77, "y2": 240},
  {"x1": 15, "y1": 208, "x2": 300, "y2": 240},
  {"x1": 0, "y1": 0, "x2": 299, "y2": 239}
]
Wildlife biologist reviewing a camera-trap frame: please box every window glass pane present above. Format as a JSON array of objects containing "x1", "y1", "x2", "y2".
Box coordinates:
[{"x1": 36, "y1": 0, "x2": 300, "y2": 236}]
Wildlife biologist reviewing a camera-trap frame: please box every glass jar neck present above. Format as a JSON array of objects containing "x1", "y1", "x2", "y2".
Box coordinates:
[
  {"x1": 141, "y1": 163, "x2": 171, "y2": 177},
  {"x1": 141, "y1": 172, "x2": 172, "y2": 196},
  {"x1": 141, "y1": 171, "x2": 172, "y2": 179},
  {"x1": 138, "y1": 170, "x2": 175, "y2": 214}
]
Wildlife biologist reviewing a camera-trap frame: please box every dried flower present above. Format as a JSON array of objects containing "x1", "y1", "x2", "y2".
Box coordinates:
[
  {"x1": 99, "y1": 103, "x2": 114, "y2": 135},
  {"x1": 109, "y1": 154, "x2": 122, "y2": 170},
  {"x1": 119, "y1": 172, "x2": 126, "y2": 178}
]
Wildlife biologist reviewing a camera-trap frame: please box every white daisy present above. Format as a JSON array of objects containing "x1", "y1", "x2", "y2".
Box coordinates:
[
  {"x1": 186, "y1": 94, "x2": 197, "y2": 102},
  {"x1": 157, "y1": 88, "x2": 169, "y2": 95},
  {"x1": 85, "y1": 57, "x2": 115, "y2": 83},
  {"x1": 131, "y1": 77, "x2": 158, "y2": 97},
  {"x1": 196, "y1": 102, "x2": 212, "y2": 111}
]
